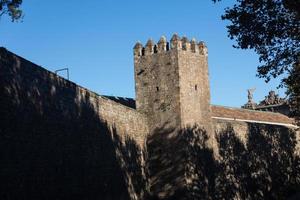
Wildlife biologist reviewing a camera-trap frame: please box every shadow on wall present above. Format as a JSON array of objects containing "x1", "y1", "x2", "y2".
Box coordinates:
[
  {"x1": 1, "y1": 48, "x2": 300, "y2": 200},
  {"x1": 146, "y1": 124, "x2": 216, "y2": 200},
  {"x1": 146, "y1": 123, "x2": 300, "y2": 200},
  {"x1": 215, "y1": 124, "x2": 300, "y2": 200},
  {"x1": 0, "y1": 48, "x2": 146, "y2": 200}
]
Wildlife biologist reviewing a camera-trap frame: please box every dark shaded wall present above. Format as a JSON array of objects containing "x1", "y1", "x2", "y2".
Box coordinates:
[
  {"x1": 146, "y1": 122, "x2": 300, "y2": 200},
  {"x1": 0, "y1": 48, "x2": 148, "y2": 200},
  {"x1": 1, "y1": 47, "x2": 300, "y2": 200},
  {"x1": 215, "y1": 123, "x2": 300, "y2": 199}
]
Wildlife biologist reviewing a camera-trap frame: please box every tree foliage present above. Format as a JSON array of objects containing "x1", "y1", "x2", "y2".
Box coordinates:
[
  {"x1": 214, "y1": 0, "x2": 300, "y2": 121},
  {"x1": 285, "y1": 62, "x2": 300, "y2": 123},
  {"x1": 213, "y1": 0, "x2": 299, "y2": 81},
  {"x1": 0, "y1": 0, "x2": 23, "y2": 22}
]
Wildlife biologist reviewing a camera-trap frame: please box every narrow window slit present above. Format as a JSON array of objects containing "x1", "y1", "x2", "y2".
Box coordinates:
[
  {"x1": 142, "y1": 48, "x2": 145, "y2": 56},
  {"x1": 166, "y1": 42, "x2": 170, "y2": 51},
  {"x1": 154, "y1": 45, "x2": 158, "y2": 53}
]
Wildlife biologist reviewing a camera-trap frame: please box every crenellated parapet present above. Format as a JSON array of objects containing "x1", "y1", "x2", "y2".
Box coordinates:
[
  {"x1": 134, "y1": 33, "x2": 213, "y2": 136},
  {"x1": 133, "y1": 34, "x2": 208, "y2": 57}
]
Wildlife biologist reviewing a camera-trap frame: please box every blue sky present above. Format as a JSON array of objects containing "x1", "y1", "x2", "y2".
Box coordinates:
[{"x1": 0, "y1": 0, "x2": 285, "y2": 107}]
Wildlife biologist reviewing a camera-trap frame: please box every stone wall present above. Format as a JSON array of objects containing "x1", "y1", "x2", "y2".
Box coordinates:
[
  {"x1": 177, "y1": 41, "x2": 212, "y2": 133},
  {"x1": 212, "y1": 120, "x2": 300, "y2": 199},
  {"x1": 1, "y1": 45, "x2": 300, "y2": 200},
  {"x1": 0, "y1": 47, "x2": 148, "y2": 200},
  {"x1": 134, "y1": 38, "x2": 181, "y2": 132},
  {"x1": 84, "y1": 92, "x2": 148, "y2": 147},
  {"x1": 146, "y1": 120, "x2": 300, "y2": 199},
  {"x1": 213, "y1": 118, "x2": 300, "y2": 155},
  {"x1": 134, "y1": 35, "x2": 212, "y2": 134}
]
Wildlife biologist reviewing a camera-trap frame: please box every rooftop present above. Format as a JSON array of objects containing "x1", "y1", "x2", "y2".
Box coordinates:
[{"x1": 105, "y1": 96, "x2": 296, "y2": 127}]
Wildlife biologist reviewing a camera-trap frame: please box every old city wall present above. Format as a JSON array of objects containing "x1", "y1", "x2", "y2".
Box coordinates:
[
  {"x1": 134, "y1": 41, "x2": 181, "y2": 132},
  {"x1": 0, "y1": 47, "x2": 148, "y2": 200},
  {"x1": 177, "y1": 43, "x2": 212, "y2": 133},
  {"x1": 88, "y1": 92, "x2": 148, "y2": 146},
  {"x1": 145, "y1": 118, "x2": 300, "y2": 199},
  {"x1": 213, "y1": 119, "x2": 300, "y2": 155},
  {"x1": 1, "y1": 44, "x2": 300, "y2": 200},
  {"x1": 134, "y1": 36, "x2": 213, "y2": 134}
]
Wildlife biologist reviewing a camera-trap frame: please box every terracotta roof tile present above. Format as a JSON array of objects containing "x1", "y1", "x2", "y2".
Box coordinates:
[
  {"x1": 211, "y1": 105, "x2": 294, "y2": 125},
  {"x1": 94, "y1": 95, "x2": 296, "y2": 126}
]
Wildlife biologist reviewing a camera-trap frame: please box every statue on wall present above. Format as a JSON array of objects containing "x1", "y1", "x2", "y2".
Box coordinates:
[
  {"x1": 242, "y1": 88, "x2": 257, "y2": 109},
  {"x1": 247, "y1": 88, "x2": 256, "y2": 104}
]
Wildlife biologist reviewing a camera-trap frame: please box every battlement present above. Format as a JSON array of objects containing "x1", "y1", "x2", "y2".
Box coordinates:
[
  {"x1": 133, "y1": 34, "x2": 208, "y2": 57},
  {"x1": 134, "y1": 34, "x2": 212, "y2": 132}
]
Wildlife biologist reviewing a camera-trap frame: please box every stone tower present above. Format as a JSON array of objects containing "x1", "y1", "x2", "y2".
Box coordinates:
[{"x1": 134, "y1": 34, "x2": 212, "y2": 133}]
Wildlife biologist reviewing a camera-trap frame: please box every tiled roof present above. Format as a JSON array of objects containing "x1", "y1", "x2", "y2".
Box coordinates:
[
  {"x1": 103, "y1": 96, "x2": 296, "y2": 126},
  {"x1": 211, "y1": 105, "x2": 294, "y2": 125}
]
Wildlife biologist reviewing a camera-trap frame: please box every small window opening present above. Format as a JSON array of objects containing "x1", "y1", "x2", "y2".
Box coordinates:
[
  {"x1": 166, "y1": 42, "x2": 170, "y2": 51},
  {"x1": 154, "y1": 45, "x2": 158, "y2": 53},
  {"x1": 142, "y1": 48, "x2": 145, "y2": 56},
  {"x1": 195, "y1": 85, "x2": 198, "y2": 91},
  {"x1": 156, "y1": 87, "x2": 159, "y2": 92}
]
